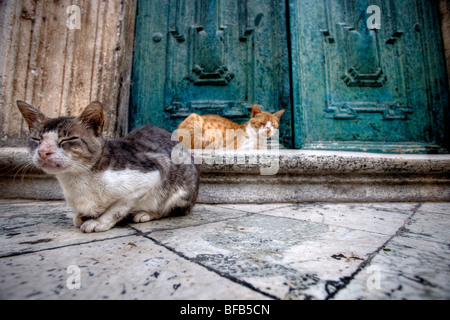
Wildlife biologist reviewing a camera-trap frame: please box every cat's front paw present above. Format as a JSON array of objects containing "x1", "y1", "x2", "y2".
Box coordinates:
[
  {"x1": 80, "y1": 219, "x2": 113, "y2": 233},
  {"x1": 132, "y1": 211, "x2": 158, "y2": 223}
]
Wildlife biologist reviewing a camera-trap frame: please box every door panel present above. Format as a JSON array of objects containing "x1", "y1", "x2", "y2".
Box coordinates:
[
  {"x1": 289, "y1": 0, "x2": 449, "y2": 153},
  {"x1": 130, "y1": 0, "x2": 292, "y2": 147}
]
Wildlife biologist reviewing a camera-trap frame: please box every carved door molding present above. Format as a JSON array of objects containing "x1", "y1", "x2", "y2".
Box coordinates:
[
  {"x1": 130, "y1": 0, "x2": 449, "y2": 152},
  {"x1": 130, "y1": 0, "x2": 292, "y2": 147},
  {"x1": 290, "y1": 0, "x2": 449, "y2": 153}
]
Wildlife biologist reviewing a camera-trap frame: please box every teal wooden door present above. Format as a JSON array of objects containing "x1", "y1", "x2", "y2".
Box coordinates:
[
  {"x1": 130, "y1": 0, "x2": 292, "y2": 147},
  {"x1": 289, "y1": 0, "x2": 449, "y2": 153}
]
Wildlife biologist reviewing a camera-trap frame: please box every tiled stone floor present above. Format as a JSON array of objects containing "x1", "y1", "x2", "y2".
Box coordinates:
[{"x1": 0, "y1": 199, "x2": 449, "y2": 300}]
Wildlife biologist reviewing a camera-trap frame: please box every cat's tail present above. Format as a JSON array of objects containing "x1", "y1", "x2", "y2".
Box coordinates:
[
  {"x1": 168, "y1": 204, "x2": 195, "y2": 217},
  {"x1": 164, "y1": 189, "x2": 198, "y2": 217}
]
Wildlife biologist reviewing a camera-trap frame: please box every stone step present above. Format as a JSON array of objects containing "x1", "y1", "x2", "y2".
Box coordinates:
[{"x1": 1, "y1": 148, "x2": 450, "y2": 202}]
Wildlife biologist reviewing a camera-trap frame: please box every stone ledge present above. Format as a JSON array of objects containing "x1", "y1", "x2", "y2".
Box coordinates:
[{"x1": 1, "y1": 148, "x2": 450, "y2": 202}]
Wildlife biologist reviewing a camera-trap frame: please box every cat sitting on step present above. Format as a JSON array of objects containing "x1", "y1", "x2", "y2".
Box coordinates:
[
  {"x1": 176, "y1": 103, "x2": 285, "y2": 150},
  {"x1": 17, "y1": 101, "x2": 200, "y2": 233}
]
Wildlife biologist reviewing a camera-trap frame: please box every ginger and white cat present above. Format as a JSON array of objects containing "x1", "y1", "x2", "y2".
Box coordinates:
[
  {"x1": 17, "y1": 100, "x2": 200, "y2": 233},
  {"x1": 176, "y1": 103, "x2": 285, "y2": 149}
]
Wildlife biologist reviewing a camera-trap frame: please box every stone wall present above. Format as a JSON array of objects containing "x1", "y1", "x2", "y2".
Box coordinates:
[{"x1": 0, "y1": 0, "x2": 136, "y2": 146}]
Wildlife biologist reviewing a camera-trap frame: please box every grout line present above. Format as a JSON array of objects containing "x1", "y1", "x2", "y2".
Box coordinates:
[
  {"x1": 0, "y1": 231, "x2": 138, "y2": 259},
  {"x1": 0, "y1": 205, "x2": 253, "y2": 259},
  {"x1": 127, "y1": 211, "x2": 256, "y2": 235},
  {"x1": 324, "y1": 203, "x2": 423, "y2": 300},
  {"x1": 136, "y1": 230, "x2": 280, "y2": 300}
]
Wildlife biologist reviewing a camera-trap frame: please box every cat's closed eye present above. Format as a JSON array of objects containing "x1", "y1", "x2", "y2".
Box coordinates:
[{"x1": 59, "y1": 136, "x2": 80, "y2": 147}]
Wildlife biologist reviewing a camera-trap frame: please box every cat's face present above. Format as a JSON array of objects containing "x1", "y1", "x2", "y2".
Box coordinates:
[
  {"x1": 17, "y1": 101, "x2": 105, "y2": 175},
  {"x1": 248, "y1": 104, "x2": 285, "y2": 138}
]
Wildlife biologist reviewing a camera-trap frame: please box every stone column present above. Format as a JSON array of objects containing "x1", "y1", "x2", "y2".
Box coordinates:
[{"x1": 0, "y1": 0, "x2": 136, "y2": 146}]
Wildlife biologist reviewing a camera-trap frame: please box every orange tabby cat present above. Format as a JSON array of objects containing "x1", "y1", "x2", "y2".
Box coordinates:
[{"x1": 176, "y1": 103, "x2": 285, "y2": 149}]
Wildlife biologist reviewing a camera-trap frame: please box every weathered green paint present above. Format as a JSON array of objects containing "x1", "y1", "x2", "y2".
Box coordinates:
[
  {"x1": 130, "y1": 0, "x2": 449, "y2": 153},
  {"x1": 289, "y1": 0, "x2": 449, "y2": 153},
  {"x1": 129, "y1": 0, "x2": 292, "y2": 147}
]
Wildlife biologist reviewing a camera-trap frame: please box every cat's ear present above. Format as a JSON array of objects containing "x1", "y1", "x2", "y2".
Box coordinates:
[
  {"x1": 16, "y1": 101, "x2": 48, "y2": 130},
  {"x1": 273, "y1": 109, "x2": 285, "y2": 121},
  {"x1": 78, "y1": 101, "x2": 104, "y2": 136},
  {"x1": 251, "y1": 103, "x2": 262, "y2": 118}
]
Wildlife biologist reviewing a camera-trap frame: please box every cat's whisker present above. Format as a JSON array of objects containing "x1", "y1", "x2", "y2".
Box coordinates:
[
  {"x1": 14, "y1": 163, "x2": 30, "y2": 182},
  {"x1": 4, "y1": 161, "x2": 35, "y2": 183}
]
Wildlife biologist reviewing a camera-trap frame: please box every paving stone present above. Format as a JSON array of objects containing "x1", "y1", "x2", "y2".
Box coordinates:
[
  {"x1": 0, "y1": 200, "x2": 134, "y2": 257},
  {"x1": 332, "y1": 237, "x2": 449, "y2": 300},
  {"x1": 257, "y1": 203, "x2": 414, "y2": 235},
  {"x1": 416, "y1": 202, "x2": 450, "y2": 215},
  {"x1": 333, "y1": 205, "x2": 450, "y2": 299},
  {"x1": 0, "y1": 199, "x2": 449, "y2": 300},
  {"x1": 148, "y1": 213, "x2": 396, "y2": 299},
  {"x1": 0, "y1": 235, "x2": 267, "y2": 300},
  {"x1": 131, "y1": 204, "x2": 251, "y2": 234},
  {"x1": 214, "y1": 203, "x2": 294, "y2": 214}
]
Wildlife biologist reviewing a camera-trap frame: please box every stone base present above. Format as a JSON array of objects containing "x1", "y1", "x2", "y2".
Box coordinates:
[{"x1": 1, "y1": 148, "x2": 450, "y2": 203}]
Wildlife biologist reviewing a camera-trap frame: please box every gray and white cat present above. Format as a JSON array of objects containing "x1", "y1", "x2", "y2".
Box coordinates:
[{"x1": 17, "y1": 100, "x2": 200, "y2": 233}]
